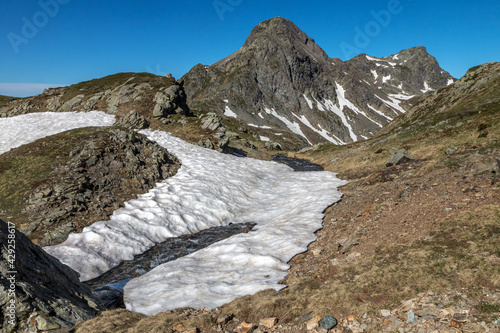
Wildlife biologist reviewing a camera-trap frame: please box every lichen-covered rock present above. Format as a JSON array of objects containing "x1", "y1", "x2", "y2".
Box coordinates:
[
  {"x1": 386, "y1": 149, "x2": 415, "y2": 167},
  {"x1": 0, "y1": 218, "x2": 102, "y2": 332},
  {"x1": 115, "y1": 110, "x2": 150, "y2": 129},
  {"x1": 5, "y1": 128, "x2": 180, "y2": 247}
]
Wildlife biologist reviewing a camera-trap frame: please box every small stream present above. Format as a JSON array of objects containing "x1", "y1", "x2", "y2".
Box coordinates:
[
  {"x1": 86, "y1": 222, "x2": 255, "y2": 308},
  {"x1": 272, "y1": 154, "x2": 323, "y2": 171},
  {"x1": 86, "y1": 156, "x2": 322, "y2": 308}
]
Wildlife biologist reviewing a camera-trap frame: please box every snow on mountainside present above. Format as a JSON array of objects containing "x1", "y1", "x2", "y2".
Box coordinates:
[
  {"x1": 181, "y1": 17, "x2": 455, "y2": 148},
  {"x1": 2, "y1": 112, "x2": 345, "y2": 315}
]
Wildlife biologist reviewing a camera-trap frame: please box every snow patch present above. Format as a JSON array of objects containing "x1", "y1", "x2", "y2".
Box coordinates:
[
  {"x1": 366, "y1": 55, "x2": 379, "y2": 61},
  {"x1": 264, "y1": 107, "x2": 312, "y2": 145},
  {"x1": 447, "y1": 78, "x2": 454, "y2": 86},
  {"x1": 4, "y1": 112, "x2": 347, "y2": 315},
  {"x1": 0, "y1": 111, "x2": 116, "y2": 155},
  {"x1": 376, "y1": 95, "x2": 406, "y2": 114},
  {"x1": 259, "y1": 135, "x2": 270, "y2": 142},
  {"x1": 335, "y1": 83, "x2": 383, "y2": 128},
  {"x1": 248, "y1": 124, "x2": 272, "y2": 129},
  {"x1": 421, "y1": 81, "x2": 433, "y2": 93},
  {"x1": 382, "y1": 75, "x2": 391, "y2": 83},
  {"x1": 371, "y1": 70, "x2": 379, "y2": 80},
  {"x1": 223, "y1": 101, "x2": 237, "y2": 118},
  {"x1": 293, "y1": 114, "x2": 343, "y2": 145},
  {"x1": 303, "y1": 95, "x2": 314, "y2": 109},
  {"x1": 367, "y1": 104, "x2": 393, "y2": 121}
]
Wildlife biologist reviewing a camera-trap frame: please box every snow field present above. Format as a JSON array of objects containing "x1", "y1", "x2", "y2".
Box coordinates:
[
  {"x1": 0, "y1": 111, "x2": 116, "y2": 155},
  {"x1": 2, "y1": 112, "x2": 346, "y2": 315}
]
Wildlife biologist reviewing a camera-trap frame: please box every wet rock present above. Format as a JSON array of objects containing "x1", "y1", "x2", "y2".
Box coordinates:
[{"x1": 386, "y1": 149, "x2": 415, "y2": 167}]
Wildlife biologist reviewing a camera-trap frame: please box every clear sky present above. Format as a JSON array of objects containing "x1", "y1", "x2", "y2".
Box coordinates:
[{"x1": 1, "y1": 0, "x2": 499, "y2": 97}]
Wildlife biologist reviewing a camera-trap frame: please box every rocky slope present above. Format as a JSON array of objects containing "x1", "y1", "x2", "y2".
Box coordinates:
[
  {"x1": 0, "y1": 218, "x2": 102, "y2": 333},
  {"x1": 75, "y1": 62, "x2": 499, "y2": 333},
  {"x1": 0, "y1": 73, "x2": 190, "y2": 126},
  {"x1": 181, "y1": 17, "x2": 454, "y2": 149},
  {"x1": 0, "y1": 127, "x2": 180, "y2": 247}
]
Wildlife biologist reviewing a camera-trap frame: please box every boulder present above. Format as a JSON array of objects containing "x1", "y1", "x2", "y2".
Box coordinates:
[
  {"x1": 115, "y1": 111, "x2": 150, "y2": 129},
  {"x1": 386, "y1": 149, "x2": 415, "y2": 167},
  {"x1": 460, "y1": 153, "x2": 500, "y2": 174}
]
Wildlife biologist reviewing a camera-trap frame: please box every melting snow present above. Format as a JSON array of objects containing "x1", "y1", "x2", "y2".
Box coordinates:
[
  {"x1": 447, "y1": 78, "x2": 454, "y2": 86},
  {"x1": 303, "y1": 95, "x2": 314, "y2": 109},
  {"x1": 393, "y1": 54, "x2": 399, "y2": 60},
  {"x1": 334, "y1": 83, "x2": 383, "y2": 128},
  {"x1": 366, "y1": 55, "x2": 379, "y2": 61},
  {"x1": 0, "y1": 111, "x2": 116, "y2": 155},
  {"x1": 9, "y1": 112, "x2": 345, "y2": 315},
  {"x1": 248, "y1": 124, "x2": 272, "y2": 129},
  {"x1": 259, "y1": 135, "x2": 270, "y2": 141},
  {"x1": 313, "y1": 97, "x2": 326, "y2": 111},
  {"x1": 421, "y1": 81, "x2": 433, "y2": 93},
  {"x1": 223, "y1": 101, "x2": 237, "y2": 118},
  {"x1": 264, "y1": 107, "x2": 312, "y2": 145},
  {"x1": 388, "y1": 93, "x2": 415, "y2": 100},
  {"x1": 293, "y1": 114, "x2": 343, "y2": 145},
  {"x1": 11, "y1": 116, "x2": 345, "y2": 314},
  {"x1": 376, "y1": 95, "x2": 406, "y2": 114},
  {"x1": 382, "y1": 75, "x2": 391, "y2": 83},
  {"x1": 371, "y1": 70, "x2": 379, "y2": 80},
  {"x1": 367, "y1": 105, "x2": 393, "y2": 121}
]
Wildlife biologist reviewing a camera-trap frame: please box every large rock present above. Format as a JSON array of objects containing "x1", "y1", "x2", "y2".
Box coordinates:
[
  {"x1": 386, "y1": 149, "x2": 415, "y2": 167},
  {"x1": 460, "y1": 153, "x2": 500, "y2": 174},
  {"x1": 9, "y1": 128, "x2": 180, "y2": 247},
  {"x1": 115, "y1": 110, "x2": 150, "y2": 129},
  {"x1": 0, "y1": 219, "x2": 102, "y2": 332}
]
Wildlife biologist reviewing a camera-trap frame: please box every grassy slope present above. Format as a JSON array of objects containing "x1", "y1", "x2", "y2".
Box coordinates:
[{"x1": 70, "y1": 63, "x2": 500, "y2": 331}]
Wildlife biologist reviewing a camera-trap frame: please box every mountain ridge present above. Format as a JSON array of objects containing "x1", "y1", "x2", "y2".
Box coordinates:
[{"x1": 181, "y1": 17, "x2": 455, "y2": 149}]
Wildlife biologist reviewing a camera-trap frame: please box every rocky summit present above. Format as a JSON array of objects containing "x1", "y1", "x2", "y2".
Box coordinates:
[{"x1": 181, "y1": 17, "x2": 454, "y2": 149}]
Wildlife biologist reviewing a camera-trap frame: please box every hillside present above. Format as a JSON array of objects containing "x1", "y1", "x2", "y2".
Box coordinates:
[{"x1": 74, "y1": 62, "x2": 500, "y2": 332}]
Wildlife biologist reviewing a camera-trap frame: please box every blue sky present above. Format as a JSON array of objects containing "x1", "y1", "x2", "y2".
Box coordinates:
[{"x1": 1, "y1": 0, "x2": 499, "y2": 97}]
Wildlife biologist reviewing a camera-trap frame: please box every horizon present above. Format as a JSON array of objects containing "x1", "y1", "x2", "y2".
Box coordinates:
[{"x1": 1, "y1": 0, "x2": 499, "y2": 97}]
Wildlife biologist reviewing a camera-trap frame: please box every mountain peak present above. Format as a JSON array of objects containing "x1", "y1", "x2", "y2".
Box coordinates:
[{"x1": 244, "y1": 16, "x2": 310, "y2": 47}]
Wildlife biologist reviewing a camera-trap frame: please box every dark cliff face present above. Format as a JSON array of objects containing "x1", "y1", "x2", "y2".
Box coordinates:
[
  {"x1": 182, "y1": 17, "x2": 455, "y2": 148},
  {"x1": 0, "y1": 218, "x2": 102, "y2": 332}
]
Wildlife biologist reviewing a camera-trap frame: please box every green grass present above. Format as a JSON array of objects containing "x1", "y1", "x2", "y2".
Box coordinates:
[{"x1": 0, "y1": 127, "x2": 110, "y2": 222}]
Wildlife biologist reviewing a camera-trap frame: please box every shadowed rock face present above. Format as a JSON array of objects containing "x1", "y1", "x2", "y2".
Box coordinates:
[
  {"x1": 0, "y1": 218, "x2": 102, "y2": 332},
  {"x1": 182, "y1": 17, "x2": 454, "y2": 148}
]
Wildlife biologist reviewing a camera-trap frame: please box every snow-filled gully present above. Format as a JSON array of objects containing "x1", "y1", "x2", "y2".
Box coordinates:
[{"x1": 1, "y1": 112, "x2": 347, "y2": 316}]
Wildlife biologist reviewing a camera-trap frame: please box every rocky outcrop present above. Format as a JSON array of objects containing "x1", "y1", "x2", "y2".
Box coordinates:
[
  {"x1": 5, "y1": 128, "x2": 180, "y2": 247},
  {"x1": 0, "y1": 73, "x2": 191, "y2": 126},
  {"x1": 0, "y1": 218, "x2": 102, "y2": 332},
  {"x1": 181, "y1": 17, "x2": 454, "y2": 149}
]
